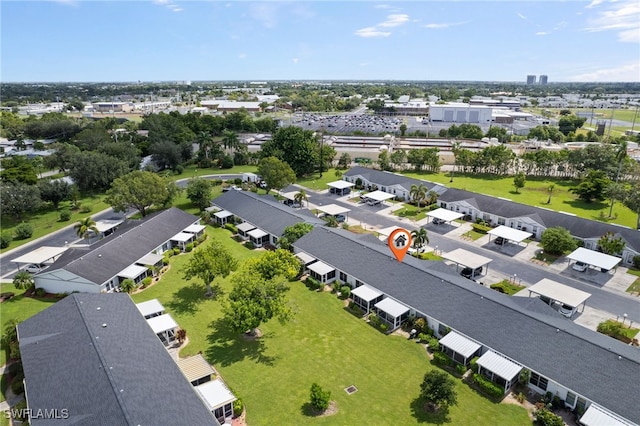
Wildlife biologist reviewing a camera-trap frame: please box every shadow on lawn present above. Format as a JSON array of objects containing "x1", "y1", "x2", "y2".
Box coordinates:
[
  {"x1": 205, "y1": 318, "x2": 277, "y2": 367},
  {"x1": 166, "y1": 282, "x2": 221, "y2": 315},
  {"x1": 410, "y1": 396, "x2": 451, "y2": 424}
]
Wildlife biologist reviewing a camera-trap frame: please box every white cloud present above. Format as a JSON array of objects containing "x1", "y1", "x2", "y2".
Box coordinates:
[
  {"x1": 292, "y1": 58, "x2": 299, "y2": 64},
  {"x1": 238, "y1": 53, "x2": 247, "y2": 59},
  {"x1": 586, "y1": 0, "x2": 604, "y2": 9},
  {"x1": 154, "y1": 0, "x2": 183, "y2": 13},
  {"x1": 379, "y1": 14, "x2": 409, "y2": 28},
  {"x1": 424, "y1": 21, "x2": 468, "y2": 29},
  {"x1": 249, "y1": 3, "x2": 279, "y2": 28},
  {"x1": 355, "y1": 27, "x2": 391, "y2": 38},
  {"x1": 584, "y1": 0, "x2": 640, "y2": 43},
  {"x1": 360, "y1": 63, "x2": 369, "y2": 67},
  {"x1": 374, "y1": 4, "x2": 392, "y2": 9},
  {"x1": 570, "y1": 62, "x2": 640, "y2": 82},
  {"x1": 536, "y1": 31, "x2": 549, "y2": 36},
  {"x1": 517, "y1": 13, "x2": 528, "y2": 20}
]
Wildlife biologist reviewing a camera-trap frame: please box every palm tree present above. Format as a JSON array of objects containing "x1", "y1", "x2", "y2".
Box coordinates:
[
  {"x1": 409, "y1": 184, "x2": 427, "y2": 210},
  {"x1": 294, "y1": 189, "x2": 308, "y2": 208},
  {"x1": 74, "y1": 217, "x2": 98, "y2": 243},
  {"x1": 450, "y1": 140, "x2": 462, "y2": 182},
  {"x1": 615, "y1": 141, "x2": 628, "y2": 182},
  {"x1": 411, "y1": 228, "x2": 429, "y2": 254},
  {"x1": 426, "y1": 190, "x2": 439, "y2": 207},
  {"x1": 222, "y1": 130, "x2": 239, "y2": 152},
  {"x1": 546, "y1": 184, "x2": 555, "y2": 204}
]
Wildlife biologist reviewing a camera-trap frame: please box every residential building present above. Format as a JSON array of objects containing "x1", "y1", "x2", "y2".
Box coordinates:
[
  {"x1": 527, "y1": 75, "x2": 537, "y2": 85},
  {"x1": 539, "y1": 75, "x2": 549, "y2": 85},
  {"x1": 34, "y1": 208, "x2": 201, "y2": 293},
  {"x1": 437, "y1": 188, "x2": 639, "y2": 265},
  {"x1": 343, "y1": 166, "x2": 447, "y2": 202},
  {"x1": 17, "y1": 293, "x2": 220, "y2": 426},
  {"x1": 293, "y1": 227, "x2": 640, "y2": 425},
  {"x1": 211, "y1": 190, "x2": 324, "y2": 247}
]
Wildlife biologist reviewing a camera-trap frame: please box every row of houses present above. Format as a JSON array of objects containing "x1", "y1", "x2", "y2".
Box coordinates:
[
  {"x1": 196, "y1": 189, "x2": 639, "y2": 425},
  {"x1": 343, "y1": 166, "x2": 640, "y2": 265}
]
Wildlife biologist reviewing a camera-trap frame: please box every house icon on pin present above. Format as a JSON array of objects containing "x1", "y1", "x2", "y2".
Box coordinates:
[{"x1": 395, "y1": 234, "x2": 407, "y2": 248}]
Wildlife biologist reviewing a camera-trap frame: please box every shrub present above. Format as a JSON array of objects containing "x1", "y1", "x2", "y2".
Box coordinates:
[
  {"x1": 173, "y1": 247, "x2": 181, "y2": 255},
  {"x1": 469, "y1": 356, "x2": 480, "y2": 374},
  {"x1": 35, "y1": 288, "x2": 46, "y2": 298},
  {"x1": 519, "y1": 369, "x2": 531, "y2": 386},
  {"x1": 245, "y1": 241, "x2": 255, "y2": 250},
  {"x1": 11, "y1": 376, "x2": 24, "y2": 395},
  {"x1": 310, "y1": 383, "x2": 331, "y2": 411},
  {"x1": 432, "y1": 351, "x2": 453, "y2": 366},
  {"x1": 332, "y1": 281, "x2": 342, "y2": 293},
  {"x1": 225, "y1": 223, "x2": 238, "y2": 234},
  {"x1": 471, "y1": 223, "x2": 491, "y2": 234},
  {"x1": 472, "y1": 373, "x2": 504, "y2": 399},
  {"x1": 348, "y1": 301, "x2": 363, "y2": 317},
  {"x1": 14, "y1": 222, "x2": 34, "y2": 240},
  {"x1": 233, "y1": 177, "x2": 243, "y2": 185},
  {"x1": 7, "y1": 362, "x2": 23, "y2": 377},
  {"x1": 340, "y1": 285, "x2": 351, "y2": 299},
  {"x1": 456, "y1": 364, "x2": 468, "y2": 375},
  {"x1": 305, "y1": 277, "x2": 322, "y2": 290},
  {"x1": 185, "y1": 243, "x2": 194, "y2": 252},
  {"x1": 232, "y1": 398, "x2": 244, "y2": 416},
  {"x1": 516, "y1": 392, "x2": 526, "y2": 403},
  {"x1": 80, "y1": 204, "x2": 92, "y2": 213},
  {"x1": 120, "y1": 279, "x2": 136, "y2": 294},
  {"x1": 141, "y1": 277, "x2": 153, "y2": 288},
  {"x1": 379, "y1": 323, "x2": 389, "y2": 333},
  {"x1": 427, "y1": 336, "x2": 440, "y2": 352},
  {"x1": 417, "y1": 332, "x2": 430, "y2": 343},
  {"x1": 174, "y1": 164, "x2": 184, "y2": 174},
  {"x1": 414, "y1": 317, "x2": 427, "y2": 333},
  {"x1": 633, "y1": 255, "x2": 640, "y2": 269},
  {"x1": 13, "y1": 271, "x2": 34, "y2": 290},
  {"x1": 59, "y1": 209, "x2": 72, "y2": 221},
  {"x1": 535, "y1": 407, "x2": 564, "y2": 426},
  {"x1": 368, "y1": 313, "x2": 381, "y2": 328},
  {"x1": 0, "y1": 231, "x2": 12, "y2": 249}
]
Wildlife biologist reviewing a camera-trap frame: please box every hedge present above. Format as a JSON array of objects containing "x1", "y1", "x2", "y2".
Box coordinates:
[
  {"x1": 472, "y1": 373, "x2": 504, "y2": 399},
  {"x1": 225, "y1": 223, "x2": 238, "y2": 234},
  {"x1": 471, "y1": 223, "x2": 492, "y2": 234},
  {"x1": 432, "y1": 351, "x2": 453, "y2": 367}
]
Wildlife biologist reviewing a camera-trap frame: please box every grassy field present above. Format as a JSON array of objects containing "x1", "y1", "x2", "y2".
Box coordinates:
[
  {"x1": 401, "y1": 171, "x2": 637, "y2": 229},
  {"x1": 393, "y1": 203, "x2": 428, "y2": 222},
  {"x1": 131, "y1": 227, "x2": 530, "y2": 425},
  {"x1": 296, "y1": 168, "x2": 344, "y2": 191}
]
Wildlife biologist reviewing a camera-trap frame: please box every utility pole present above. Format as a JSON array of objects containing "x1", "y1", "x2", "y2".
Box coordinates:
[{"x1": 319, "y1": 129, "x2": 324, "y2": 178}]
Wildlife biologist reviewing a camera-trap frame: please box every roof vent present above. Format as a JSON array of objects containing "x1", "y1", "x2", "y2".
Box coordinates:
[
  {"x1": 96, "y1": 307, "x2": 101, "y2": 311},
  {"x1": 556, "y1": 329, "x2": 559, "y2": 333},
  {"x1": 98, "y1": 254, "x2": 102, "y2": 258},
  {"x1": 102, "y1": 323, "x2": 107, "y2": 328}
]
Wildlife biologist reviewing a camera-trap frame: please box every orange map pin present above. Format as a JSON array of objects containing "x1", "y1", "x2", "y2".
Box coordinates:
[{"x1": 388, "y1": 228, "x2": 412, "y2": 262}]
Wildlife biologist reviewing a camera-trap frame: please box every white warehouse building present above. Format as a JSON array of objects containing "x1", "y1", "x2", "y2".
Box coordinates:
[{"x1": 429, "y1": 103, "x2": 492, "y2": 124}]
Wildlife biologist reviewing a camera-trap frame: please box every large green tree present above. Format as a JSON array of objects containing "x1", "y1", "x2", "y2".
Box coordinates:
[
  {"x1": 0, "y1": 182, "x2": 41, "y2": 219},
  {"x1": 186, "y1": 177, "x2": 213, "y2": 211},
  {"x1": 419, "y1": 370, "x2": 458, "y2": 411},
  {"x1": 540, "y1": 227, "x2": 577, "y2": 255},
  {"x1": 570, "y1": 170, "x2": 610, "y2": 203},
  {"x1": 105, "y1": 171, "x2": 170, "y2": 217},
  {"x1": 597, "y1": 232, "x2": 625, "y2": 256},
  {"x1": 245, "y1": 250, "x2": 301, "y2": 281},
  {"x1": 37, "y1": 179, "x2": 72, "y2": 209},
  {"x1": 513, "y1": 171, "x2": 526, "y2": 194},
  {"x1": 223, "y1": 263, "x2": 293, "y2": 335},
  {"x1": 278, "y1": 222, "x2": 314, "y2": 251},
  {"x1": 261, "y1": 126, "x2": 318, "y2": 177},
  {"x1": 182, "y1": 241, "x2": 238, "y2": 297},
  {"x1": 68, "y1": 151, "x2": 129, "y2": 192},
  {"x1": 257, "y1": 156, "x2": 296, "y2": 194},
  {"x1": 623, "y1": 182, "x2": 640, "y2": 229}
]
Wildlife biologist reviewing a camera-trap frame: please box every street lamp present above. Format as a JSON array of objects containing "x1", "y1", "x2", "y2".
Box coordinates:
[{"x1": 622, "y1": 313, "x2": 628, "y2": 326}]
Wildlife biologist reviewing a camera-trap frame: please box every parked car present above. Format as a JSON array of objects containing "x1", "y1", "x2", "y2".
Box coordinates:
[
  {"x1": 460, "y1": 266, "x2": 483, "y2": 279},
  {"x1": 432, "y1": 218, "x2": 445, "y2": 225},
  {"x1": 283, "y1": 199, "x2": 301, "y2": 208},
  {"x1": 558, "y1": 304, "x2": 575, "y2": 318},
  {"x1": 25, "y1": 263, "x2": 48, "y2": 274},
  {"x1": 335, "y1": 214, "x2": 346, "y2": 223},
  {"x1": 572, "y1": 261, "x2": 588, "y2": 272},
  {"x1": 494, "y1": 236, "x2": 505, "y2": 245}
]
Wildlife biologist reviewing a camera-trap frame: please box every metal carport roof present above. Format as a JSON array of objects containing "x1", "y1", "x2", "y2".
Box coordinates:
[
  {"x1": 567, "y1": 247, "x2": 622, "y2": 271},
  {"x1": 427, "y1": 208, "x2": 464, "y2": 223},
  {"x1": 12, "y1": 246, "x2": 68, "y2": 265},
  {"x1": 442, "y1": 248, "x2": 493, "y2": 270},
  {"x1": 487, "y1": 225, "x2": 533, "y2": 243},
  {"x1": 362, "y1": 190, "x2": 395, "y2": 202},
  {"x1": 317, "y1": 204, "x2": 351, "y2": 216},
  {"x1": 327, "y1": 180, "x2": 355, "y2": 190},
  {"x1": 527, "y1": 279, "x2": 591, "y2": 308}
]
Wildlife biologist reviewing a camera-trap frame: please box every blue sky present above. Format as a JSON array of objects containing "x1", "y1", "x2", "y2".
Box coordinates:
[{"x1": 2, "y1": 1, "x2": 639, "y2": 82}]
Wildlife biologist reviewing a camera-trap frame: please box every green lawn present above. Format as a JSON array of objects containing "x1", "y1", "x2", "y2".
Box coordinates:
[
  {"x1": 176, "y1": 164, "x2": 257, "y2": 180},
  {"x1": 393, "y1": 204, "x2": 428, "y2": 222},
  {"x1": 296, "y1": 168, "x2": 344, "y2": 191},
  {"x1": 0, "y1": 195, "x2": 110, "y2": 254},
  {"x1": 132, "y1": 227, "x2": 530, "y2": 425},
  {"x1": 490, "y1": 280, "x2": 527, "y2": 296},
  {"x1": 402, "y1": 171, "x2": 637, "y2": 228}
]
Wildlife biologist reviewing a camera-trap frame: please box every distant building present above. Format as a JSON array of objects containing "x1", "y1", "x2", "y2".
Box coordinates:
[
  {"x1": 526, "y1": 75, "x2": 537, "y2": 85},
  {"x1": 428, "y1": 103, "x2": 492, "y2": 124},
  {"x1": 539, "y1": 75, "x2": 548, "y2": 85}
]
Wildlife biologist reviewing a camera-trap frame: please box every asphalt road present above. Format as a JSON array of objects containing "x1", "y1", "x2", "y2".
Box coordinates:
[{"x1": 302, "y1": 187, "x2": 640, "y2": 323}]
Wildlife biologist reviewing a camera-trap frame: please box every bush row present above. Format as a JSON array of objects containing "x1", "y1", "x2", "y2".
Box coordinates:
[{"x1": 471, "y1": 373, "x2": 504, "y2": 399}]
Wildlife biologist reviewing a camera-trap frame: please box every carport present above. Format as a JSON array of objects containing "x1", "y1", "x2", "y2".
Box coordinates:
[
  {"x1": 317, "y1": 204, "x2": 350, "y2": 221},
  {"x1": 376, "y1": 226, "x2": 402, "y2": 242},
  {"x1": 567, "y1": 247, "x2": 622, "y2": 272},
  {"x1": 427, "y1": 208, "x2": 464, "y2": 225},
  {"x1": 441, "y1": 248, "x2": 493, "y2": 278},
  {"x1": 12, "y1": 246, "x2": 68, "y2": 270},
  {"x1": 487, "y1": 225, "x2": 532, "y2": 246},
  {"x1": 361, "y1": 190, "x2": 394, "y2": 206},
  {"x1": 94, "y1": 219, "x2": 123, "y2": 237},
  {"x1": 280, "y1": 191, "x2": 298, "y2": 202},
  {"x1": 327, "y1": 180, "x2": 354, "y2": 195},
  {"x1": 527, "y1": 278, "x2": 591, "y2": 318}
]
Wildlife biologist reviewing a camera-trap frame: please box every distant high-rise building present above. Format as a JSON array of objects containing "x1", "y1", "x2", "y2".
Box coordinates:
[
  {"x1": 539, "y1": 75, "x2": 548, "y2": 85},
  {"x1": 526, "y1": 75, "x2": 536, "y2": 85}
]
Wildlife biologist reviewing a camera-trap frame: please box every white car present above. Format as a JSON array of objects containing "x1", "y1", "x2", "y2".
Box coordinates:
[
  {"x1": 572, "y1": 261, "x2": 588, "y2": 272},
  {"x1": 558, "y1": 304, "x2": 575, "y2": 318},
  {"x1": 25, "y1": 264, "x2": 47, "y2": 274}
]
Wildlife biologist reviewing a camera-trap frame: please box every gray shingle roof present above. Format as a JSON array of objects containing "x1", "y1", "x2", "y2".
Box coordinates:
[
  {"x1": 42, "y1": 208, "x2": 199, "y2": 285},
  {"x1": 344, "y1": 166, "x2": 445, "y2": 194},
  {"x1": 17, "y1": 293, "x2": 219, "y2": 426},
  {"x1": 212, "y1": 190, "x2": 324, "y2": 236},
  {"x1": 294, "y1": 227, "x2": 640, "y2": 423},
  {"x1": 438, "y1": 188, "x2": 639, "y2": 250}
]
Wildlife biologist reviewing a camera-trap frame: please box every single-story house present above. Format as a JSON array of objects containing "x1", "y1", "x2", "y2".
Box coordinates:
[
  {"x1": 437, "y1": 187, "x2": 640, "y2": 265},
  {"x1": 293, "y1": 227, "x2": 639, "y2": 425},
  {"x1": 17, "y1": 293, "x2": 220, "y2": 425},
  {"x1": 34, "y1": 208, "x2": 201, "y2": 294},
  {"x1": 212, "y1": 190, "x2": 324, "y2": 247},
  {"x1": 343, "y1": 166, "x2": 447, "y2": 201}
]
